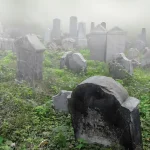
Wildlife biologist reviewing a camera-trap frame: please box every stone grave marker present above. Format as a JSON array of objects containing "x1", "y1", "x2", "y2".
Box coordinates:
[
  {"x1": 106, "y1": 27, "x2": 126, "y2": 62},
  {"x1": 109, "y1": 53, "x2": 133, "y2": 79},
  {"x1": 77, "y1": 22, "x2": 87, "y2": 49},
  {"x1": 69, "y1": 16, "x2": 78, "y2": 39},
  {"x1": 15, "y1": 34, "x2": 45, "y2": 84},
  {"x1": 51, "y1": 18, "x2": 61, "y2": 40},
  {"x1": 53, "y1": 90, "x2": 72, "y2": 112},
  {"x1": 69, "y1": 76, "x2": 143, "y2": 150},
  {"x1": 87, "y1": 25, "x2": 107, "y2": 62}
]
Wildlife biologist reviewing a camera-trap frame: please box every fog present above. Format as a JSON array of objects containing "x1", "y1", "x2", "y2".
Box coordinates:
[{"x1": 0, "y1": 0, "x2": 150, "y2": 41}]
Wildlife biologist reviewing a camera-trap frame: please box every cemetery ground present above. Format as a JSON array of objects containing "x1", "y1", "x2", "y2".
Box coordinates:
[{"x1": 0, "y1": 49, "x2": 150, "y2": 150}]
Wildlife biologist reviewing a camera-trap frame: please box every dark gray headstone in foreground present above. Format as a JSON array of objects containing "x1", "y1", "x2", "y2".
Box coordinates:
[
  {"x1": 53, "y1": 90, "x2": 72, "y2": 112},
  {"x1": 69, "y1": 76, "x2": 143, "y2": 150}
]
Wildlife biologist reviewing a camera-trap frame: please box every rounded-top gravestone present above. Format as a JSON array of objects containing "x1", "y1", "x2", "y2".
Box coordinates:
[{"x1": 69, "y1": 76, "x2": 143, "y2": 150}]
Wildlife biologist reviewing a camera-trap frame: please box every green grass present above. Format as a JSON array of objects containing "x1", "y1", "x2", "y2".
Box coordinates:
[{"x1": 0, "y1": 49, "x2": 149, "y2": 150}]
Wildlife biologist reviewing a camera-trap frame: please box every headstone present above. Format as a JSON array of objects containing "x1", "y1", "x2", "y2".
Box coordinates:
[
  {"x1": 77, "y1": 22, "x2": 87, "y2": 49},
  {"x1": 131, "y1": 59, "x2": 141, "y2": 69},
  {"x1": 127, "y1": 48, "x2": 140, "y2": 60},
  {"x1": 60, "y1": 52, "x2": 87, "y2": 73},
  {"x1": 106, "y1": 27, "x2": 126, "y2": 62},
  {"x1": 68, "y1": 53, "x2": 87, "y2": 72},
  {"x1": 101, "y1": 22, "x2": 106, "y2": 29},
  {"x1": 53, "y1": 90, "x2": 72, "y2": 112},
  {"x1": 0, "y1": 22, "x2": 3, "y2": 35},
  {"x1": 0, "y1": 38, "x2": 15, "y2": 51},
  {"x1": 51, "y1": 18, "x2": 61, "y2": 40},
  {"x1": 141, "y1": 47, "x2": 150, "y2": 67},
  {"x1": 69, "y1": 16, "x2": 78, "y2": 39},
  {"x1": 15, "y1": 34, "x2": 45, "y2": 83},
  {"x1": 87, "y1": 25, "x2": 107, "y2": 62},
  {"x1": 139, "y1": 28, "x2": 147, "y2": 45},
  {"x1": 62, "y1": 38, "x2": 75, "y2": 50},
  {"x1": 60, "y1": 51, "x2": 73, "y2": 69},
  {"x1": 109, "y1": 53, "x2": 133, "y2": 79},
  {"x1": 69, "y1": 76, "x2": 143, "y2": 150},
  {"x1": 44, "y1": 28, "x2": 51, "y2": 45},
  {"x1": 90, "y1": 22, "x2": 95, "y2": 32},
  {"x1": 135, "y1": 40, "x2": 146, "y2": 51}
]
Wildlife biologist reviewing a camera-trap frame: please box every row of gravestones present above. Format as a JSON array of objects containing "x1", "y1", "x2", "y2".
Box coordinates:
[
  {"x1": 44, "y1": 17, "x2": 88, "y2": 50},
  {"x1": 13, "y1": 34, "x2": 143, "y2": 149},
  {"x1": 14, "y1": 33, "x2": 150, "y2": 85}
]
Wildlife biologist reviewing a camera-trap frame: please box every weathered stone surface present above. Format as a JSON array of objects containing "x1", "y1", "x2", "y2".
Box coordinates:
[
  {"x1": 69, "y1": 76, "x2": 143, "y2": 150},
  {"x1": 106, "y1": 27, "x2": 126, "y2": 62},
  {"x1": 90, "y1": 22, "x2": 95, "y2": 32},
  {"x1": 44, "y1": 28, "x2": 51, "y2": 45},
  {"x1": 60, "y1": 52, "x2": 87, "y2": 73},
  {"x1": 77, "y1": 22, "x2": 87, "y2": 49},
  {"x1": 0, "y1": 38, "x2": 15, "y2": 51},
  {"x1": 60, "y1": 51, "x2": 73, "y2": 69},
  {"x1": 15, "y1": 34, "x2": 45, "y2": 83},
  {"x1": 109, "y1": 53, "x2": 133, "y2": 79},
  {"x1": 62, "y1": 38, "x2": 75, "y2": 50},
  {"x1": 135, "y1": 40, "x2": 146, "y2": 51},
  {"x1": 69, "y1": 16, "x2": 78, "y2": 39},
  {"x1": 53, "y1": 90, "x2": 72, "y2": 112},
  {"x1": 139, "y1": 28, "x2": 147, "y2": 45},
  {"x1": 141, "y1": 47, "x2": 150, "y2": 67},
  {"x1": 51, "y1": 18, "x2": 61, "y2": 40},
  {"x1": 68, "y1": 53, "x2": 87, "y2": 72},
  {"x1": 131, "y1": 59, "x2": 141, "y2": 69},
  {"x1": 127, "y1": 48, "x2": 140, "y2": 60},
  {"x1": 87, "y1": 25, "x2": 107, "y2": 62}
]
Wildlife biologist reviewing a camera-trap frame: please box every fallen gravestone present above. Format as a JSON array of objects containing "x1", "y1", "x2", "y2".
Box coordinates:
[
  {"x1": 69, "y1": 76, "x2": 143, "y2": 150},
  {"x1": 53, "y1": 90, "x2": 72, "y2": 112},
  {"x1": 60, "y1": 52, "x2": 87, "y2": 73},
  {"x1": 109, "y1": 53, "x2": 133, "y2": 79}
]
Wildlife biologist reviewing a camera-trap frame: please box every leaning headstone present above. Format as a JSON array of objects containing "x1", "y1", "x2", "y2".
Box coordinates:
[
  {"x1": 101, "y1": 22, "x2": 106, "y2": 29},
  {"x1": 90, "y1": 22, "x2": 95, "y2": 32},
  {"x1": 69, "y1": 16, "x2": 78, "y2": 39},
  {"x1": 60, "y1": 52, "x2": 87, "y2": 73},
  {"x1": 106, "y1": 27, "x2": 126, "y2": 62},
  {"x1": 69, "y1": 76, "x2": 143, "y2": 150},
  {"x1": 53, "y1": 90, "x2": 72, "y2": 112},
  {"x1": 62, "y1": 38, "x2": 75, "y2": 50},
  {"x1": 77, "y1": 22, "x2": 87, "y2": 49},
  {"x1": 51, "y1": 18, "x2": 61, "y2": 40},
  {"x1": 68, "y1": 53, "x2": 87, "y2": 73},
  {"x1": 15, "y1": 34, "x2": 45, "y2": 83},
  {"x1": 127, "y1": 48, "x2": 140, "y2": 60},
  {"x1": 109, "y1": 53, "x2": 133, "y2": 79},
  {"x1": 60, "y1": 51, "x2": 73, "y2": 69},
  {"x1": 87, "y1": 25, "x2": 107, "y2": 62}
]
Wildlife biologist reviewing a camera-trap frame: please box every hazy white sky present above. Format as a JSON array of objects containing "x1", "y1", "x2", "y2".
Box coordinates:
[{"x1": 0, "y1": 0, "x2": 150, "y2": 35}]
